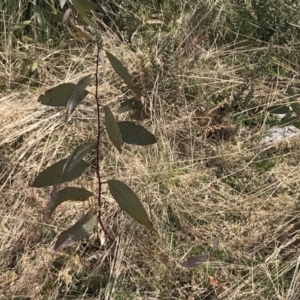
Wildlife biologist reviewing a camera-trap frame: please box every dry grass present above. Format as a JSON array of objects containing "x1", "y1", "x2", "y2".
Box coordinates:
[{"x1": 1, "y1": 4, "x2": 300, "y2": 300}]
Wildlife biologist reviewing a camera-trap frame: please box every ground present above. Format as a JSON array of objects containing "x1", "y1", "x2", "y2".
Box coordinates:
[{"x1": 1, "y1": 1, "x2": 300, "y2": 299}]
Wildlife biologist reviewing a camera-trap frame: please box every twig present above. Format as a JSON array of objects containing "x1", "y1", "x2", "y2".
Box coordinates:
[{"x1": 95, "y1": 41, "x2": 114, "y2": 242}]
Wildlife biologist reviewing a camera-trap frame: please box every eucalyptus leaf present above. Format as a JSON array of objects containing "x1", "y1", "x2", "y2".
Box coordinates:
[
  {"x1": 105, "y1": 51, "x2": 132, "y2": 87},
  {"x1": 66, "y1": 74, "x2": 92, "y2": 122},
  {"x1": 62, "y1": 143, "x2": 91, "y2": 179},
  {"x1": 118, "y1": 98, "x2": 143, "y2": 114},
  {"x1": 38, "y1": 83, "x2": 87, "y2": 107},
  {"x1": 130, "y1": 109, "x2": 151, "y2": 121},
  {"x1": 34, "y1": 4, "x2": 46, "y2": 31},
  {"x1": 293, "y1": 120, "x2": 300, "y2": 128},
  {"x1": 181, "y1": 254, "x2": 209, "y2": 268},
  {"x1": 44, "y1": 187, "x2": 93, "y2": 221},
  {"x1": 71, "y1": 0, "x2": 98, "y2": 16},
  {"x1": 105, "y1": 51, "x2": 141, "y2": 96},
  {"x1": 287, "y1": 87, "x2": 300, "y2": 115},
  {"x1": 12, "y1": 20, "x2": 31, "y2": 30},
  {"x1": 32, "y1": 159, "x2": 89, "y2": 188},
  {"x1": 107, "y1": 179, "x2": 154, "y2": 230},
  {"x1": 280, "y1": 115, "x2": 299, "y2": 126},
  {"x1": 47, "y1": 12, "x2": 64, "y2": 24},
  {"x1": 118, "y1": 121, "x2": 156, "y2": 146},
  {"x1": 81, "y1": 0, "x2": 99, "y2": 10},
  {"x1": 266, "y1": 105, "x2": 290, "y2": 114},
  {"x1": 76, "y1": 15, "x2": 89, "y2": 26},
  {"x1": 54, "y1": 211, "x2": 97, "y2": 251},
  {"x1": 104, "y1": 106, "x2": 123, "y2": 153},
  {"x1": 72, "y1": 0, "x2": 88, "y2": 17}
]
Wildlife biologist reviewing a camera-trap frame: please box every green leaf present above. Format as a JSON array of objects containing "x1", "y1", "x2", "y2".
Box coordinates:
[
  {"x1": 107, "y1": 179, "x2": 154, "y2": 230},
  {"x1": 38, "y1": 83, "x2": 88, "y2": 107},
  {"x1": 287, "y1": 86, "x2": 295, "y2": 98},
  {"x1": 293, "y1": 120, "x2": 300, "y2": 128},
  {"x1": 54, "y1": 211, "x2": 97, "y2": 251},
  {"x1": 62, "y1": 143, "x2": 91, "y2": 179},
  {"x1": 118, "y1": 121, "x2": 156, "y2": 145},
  {"x1": 72, "y1": 0, "x2": 88, "y2": 17},
  {"x1": 47, "y1": 12, "x2": 64, "y2": 24},
  {"x1": 104, "y1": 106, "x2": 123, "y2": 153},
  {"x1": 105, "y1": 51, "x2": 141, "y2": 96},
  {"x1": 44, "y1": 187, "x2": 93, "y2": 221},
  {"x1": 266, "y1": 105, "x2": 290, "y2": 114},
  {"x1": 287, "y1": 87, "x2": 300, "y2": 115},
  {"x1": 66, "y1": 74, "x2": 92, "y2": 122},
  {"x1": 280, "y1": 115, "x2": 299, "y2": 126},
  {"x1": 76, "y1": 15, "x2": 89, "y2": 26},
  {"x1": 81, "y1": 0, "x2": 99, "y2": 10},
  {"x1": 32, "y1": 159, "x2": 88, "y2": 188},
  {"x1": 34, "y1": 4, "x2": 46, "y2": 31},
  {"x1": 12, "y1": 20, "x2": 31, "y2": 30},
  {"x1": 118, "y1": 98, "x2": 144, "y2": 114},
  {"x1": 181, "y1": 254, "x2": 209, "y2": 268},
  {"x1": 130, "y1": 109, "x2": 151, "y2": 121}
]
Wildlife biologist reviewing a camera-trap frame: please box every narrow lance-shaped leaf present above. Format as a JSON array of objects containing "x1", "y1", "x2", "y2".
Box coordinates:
[
  {"x1": 118, "y1": 121, "x2": 156, "y2": 146},
  {"x1": 280, "y1": 114, "x2": 299, "y2": 126},
  {"x1": 292, "y1": 119, "x2": 300, "y2": 129},
  {"x1": 72, "y1": 0, "x2": 88, "y2": 17},
  {"x1": 34, "y1": 4, "x2": 46, "y2": 31},
  {"x1": 12, "y1": 20, "x2": 31, "y2": 30},
  {"x1": 105, "y1": 51, "x2": 132, "y2": 87},
  {"x1": 107, "y1": 179, "x2": 154, "y2": 230},
  {"x1": 71, "y1": 0, "x2": 99, "y2": 16},
  {"x1": 80, "y1": 0, "x2": 99, "y2": 10},
  {"x1": 105, "y1": 51, "x2": 141, "y2": 97},
  {"x1": 44, "y1": 187, "x2": 93, "y2": 221},
  {"x1": 104, "y1": 106, "x2": 123, "y2": 153},
  {"x1": 287, "y1": 87, "x2": 300, "y2": 115},
  {"x1": 66, "y1": 74, "x2": 92, "y2": 122},
  {"x1": 130, "y1": 108, "x2": 151, "y2": 121},
  {"x1": 62, "y1": 143, "x2": 91, "y2": 179},
  {"x1": 54, "y1": 211, "x2": 97, "y2": 251},
  {"x1": 266, "y1": 105, "x2": 290, "y2": 114},
  {"x1": 32, "y1": 158, "x2": 88, "y2": 188},
  {"x1": 118, "y1": 98, "x2": 143, "y2": 114},
  {"x1": 47, "y1": 12, "x2": 65, "y2": 24},
  {"x1": 181, "y1": 254, "x2": 209, "y2": 268},
  {"x1": 38, "y1": 83, "x2": 88, "y2": 107}
]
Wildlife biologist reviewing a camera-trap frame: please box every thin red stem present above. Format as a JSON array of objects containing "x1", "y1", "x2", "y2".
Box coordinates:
[{"x1": 95, "y1": 42, "x2": 114, "y2": 242}]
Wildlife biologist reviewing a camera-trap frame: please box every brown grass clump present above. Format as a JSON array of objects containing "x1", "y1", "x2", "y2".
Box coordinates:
[{"x1": 1, "y1": 4, "x2": 300, "y2": 300}]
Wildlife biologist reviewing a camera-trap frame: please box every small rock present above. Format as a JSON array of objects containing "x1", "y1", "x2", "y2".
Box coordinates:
[{"x1": 260, "y1": 126, "x2": 300, "y2": 144}]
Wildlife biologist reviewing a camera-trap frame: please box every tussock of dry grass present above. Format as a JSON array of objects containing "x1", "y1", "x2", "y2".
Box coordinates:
[{"x1": 1, "y1": 7, "x2": 300, "y2": 300}]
